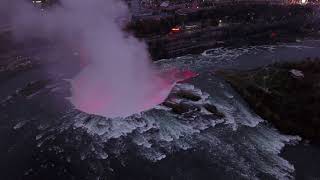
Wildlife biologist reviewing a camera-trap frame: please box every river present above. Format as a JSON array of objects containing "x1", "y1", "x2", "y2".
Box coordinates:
[{"x1": 0, "y1": 39, "x2": 320, "y2": 179}]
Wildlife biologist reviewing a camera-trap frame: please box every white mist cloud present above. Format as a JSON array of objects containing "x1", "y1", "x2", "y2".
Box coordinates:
[{"x1": 6, "y1": 0, "x2": 173, "y2": 118}]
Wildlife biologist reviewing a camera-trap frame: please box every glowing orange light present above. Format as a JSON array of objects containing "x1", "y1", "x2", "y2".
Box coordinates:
[{"x1": 171, "y1": 27, "x2": 181, "y2": 32}]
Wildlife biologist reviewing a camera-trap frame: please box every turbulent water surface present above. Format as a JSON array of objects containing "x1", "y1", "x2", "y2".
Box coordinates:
[{"x1": 1, "y1": 40, "x2": 320, "y2": 179}]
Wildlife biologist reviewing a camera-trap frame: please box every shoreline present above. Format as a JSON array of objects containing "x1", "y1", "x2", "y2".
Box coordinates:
[{"x1": 217, "y1": 60, "x2": 320, "y2": 143}]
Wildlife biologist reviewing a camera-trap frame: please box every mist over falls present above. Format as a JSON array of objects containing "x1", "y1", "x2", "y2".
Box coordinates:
[{"x1": 3, "y1": 0, "x2": 180, "y2": 118}]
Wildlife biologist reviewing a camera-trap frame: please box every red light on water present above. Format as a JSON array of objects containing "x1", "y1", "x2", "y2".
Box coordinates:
[
  {"x1": 180, "y1": 69, "x2": 199, "y2": 80},
  {"x1": 162, "y1": 68, "x2": 198, "y2": 83}
]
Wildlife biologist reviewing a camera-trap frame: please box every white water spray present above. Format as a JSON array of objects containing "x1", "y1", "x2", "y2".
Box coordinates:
[{"x1": 4, "y1": 0, "x2": 177, "y2": 118}]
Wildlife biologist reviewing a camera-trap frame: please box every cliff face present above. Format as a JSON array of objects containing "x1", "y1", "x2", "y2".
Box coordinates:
[{"x1": 218, "y1": 59, "x2": 320, "y2": 142}]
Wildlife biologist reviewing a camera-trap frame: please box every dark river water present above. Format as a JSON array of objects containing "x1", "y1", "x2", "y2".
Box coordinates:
[{"x1": 0, "y1": 39, "x2": 320, "y2": 180}]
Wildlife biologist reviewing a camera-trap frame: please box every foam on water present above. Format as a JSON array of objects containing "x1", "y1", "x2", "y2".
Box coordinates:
[
  {"x1": 28, "y1": 81, "x2": 299, "y2": 179},
  {"x1": 157, "y1": 44, "x2": 317, "y2": 71}
]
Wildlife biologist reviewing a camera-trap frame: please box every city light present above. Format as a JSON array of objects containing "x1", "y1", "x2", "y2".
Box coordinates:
[
  {"x1": 171, "y1": 27, "x2": 181, "y2": 32},
  {"x1": 32, "y1": 0, "x2": 42, "y2": 4}
]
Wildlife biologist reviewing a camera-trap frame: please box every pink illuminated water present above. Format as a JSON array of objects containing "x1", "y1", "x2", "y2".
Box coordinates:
[{"x1": 70, "y1": 66, "x2": 198, "y2": 118}]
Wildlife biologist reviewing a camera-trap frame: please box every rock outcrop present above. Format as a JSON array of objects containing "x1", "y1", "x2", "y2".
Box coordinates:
[{"x1": 161, "y1": 83, "x2": 225, "y2": 119}]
